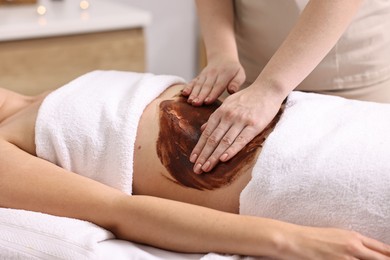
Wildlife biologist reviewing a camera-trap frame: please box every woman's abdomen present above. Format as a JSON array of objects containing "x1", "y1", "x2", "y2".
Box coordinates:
[{"x1": 133, "y1": 85, "x2": 260, "y2": 213}]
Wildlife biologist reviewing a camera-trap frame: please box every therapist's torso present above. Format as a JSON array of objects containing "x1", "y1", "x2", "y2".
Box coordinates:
[{"x1": 234, "y1": 0, "x2": 390, "y2": 91}]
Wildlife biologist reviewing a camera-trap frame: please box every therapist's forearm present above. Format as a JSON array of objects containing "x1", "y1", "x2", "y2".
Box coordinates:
[
  {"x1": 196, "y1": 0, "x2": 238, "y2": 61},
  {"x1": 254, "y1": 0, "x2": 363, "y2": 99}
]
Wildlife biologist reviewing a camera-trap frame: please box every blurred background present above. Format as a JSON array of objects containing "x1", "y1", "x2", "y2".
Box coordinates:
[
  {"x1": 0, "y1": 0, "x2": 200, "y2": 95},
  {"x1": 122, "y1": 0, "x2": 198, "y2": 81}
]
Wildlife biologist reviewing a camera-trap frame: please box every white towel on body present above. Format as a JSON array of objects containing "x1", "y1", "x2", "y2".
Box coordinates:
[
  {"x1": 240, "y1": 91, "x2": 390, "y2": 243},
  {"x1": 35, "y1": 70, "x2": 184, "y2": 194}
]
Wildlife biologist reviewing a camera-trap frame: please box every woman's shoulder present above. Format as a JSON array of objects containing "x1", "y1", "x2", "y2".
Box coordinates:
[
  {"x1": 0, "y1": 89, "x2": 47, "y2": 155},
  {"x1": 0, "y1": 88, "x2": 50, "y2": 123}
]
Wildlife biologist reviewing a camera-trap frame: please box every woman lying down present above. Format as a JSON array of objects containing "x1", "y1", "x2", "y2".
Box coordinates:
[{"x1": 0, "y1": 70, "x2": 389, "y2": 259}]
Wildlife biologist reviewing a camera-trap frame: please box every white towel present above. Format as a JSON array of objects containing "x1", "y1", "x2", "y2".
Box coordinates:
[
  {"x1": 240, "y1": 92, "x2": 390, "y2": 243},
  {"x1": 35, "y1": 70, "x2": 185, "y2": 194},
  {"x1": 0, "y1": 207, "x2": 114, "y2": 259}
]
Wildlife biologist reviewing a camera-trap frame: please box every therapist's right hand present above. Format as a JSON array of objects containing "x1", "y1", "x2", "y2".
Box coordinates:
[
  {"x1": 190, "y1": 83, "x2": 284, "y2": 174},
  {"x1": 181, "y1": 57, "x2": 246, "y2": 106}
]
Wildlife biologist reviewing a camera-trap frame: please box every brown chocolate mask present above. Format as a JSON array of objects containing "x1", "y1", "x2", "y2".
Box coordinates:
[{"x1": 157, "y1": 96, "x2": 279, "y2": 190}]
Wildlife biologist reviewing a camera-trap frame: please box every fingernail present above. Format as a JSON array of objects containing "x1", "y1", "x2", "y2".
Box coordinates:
[
  {"x1": 192, "y1": 98, "x2": 199, "y2": 104},
  {"x1": 194, "y1": 163, "x2": 203, "y2": 174},
  {"x1": 220, "y1": 153, "x2": 228, "y2": 162},
  {"x1": 202, "y1": 161, "x2": 211, "y2": 172},
  {"x1": 204, "y1": 97, "x2": 210, "y2": 104},
  {"x1": 190, "y1": 153, "x2": 198, "y2": 163}
]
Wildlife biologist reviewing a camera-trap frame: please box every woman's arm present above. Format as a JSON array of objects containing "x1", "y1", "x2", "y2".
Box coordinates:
[
  {"x1": 0, "y1": 138, "x2": 278, "y2": 256},
  {"x1": 1, "y1": 139, "x2": 389, "y2": 258},
  {"x1": 182, "y1": 0, "x2": 245, "y2": 106},
  {"x1": 191, "y1": 0, "x2": 365, "y2": 174}
]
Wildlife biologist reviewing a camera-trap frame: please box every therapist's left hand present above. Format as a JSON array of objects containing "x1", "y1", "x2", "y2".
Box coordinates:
[{"x1": 190, "y1": 84, "x2": 285, "y2": 174}]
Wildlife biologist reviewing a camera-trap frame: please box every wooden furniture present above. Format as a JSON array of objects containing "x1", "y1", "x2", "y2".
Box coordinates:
[{"x1": 0, "y1": 1, "x2": 150, "y2": 95}]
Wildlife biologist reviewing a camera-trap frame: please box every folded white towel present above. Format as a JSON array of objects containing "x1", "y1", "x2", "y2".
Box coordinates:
[
  {"x1": 240, "y1": 92, "x2": 390, "y2": 243},
  {"x1": 35, "y1": 70, "x2": 185, "y2": 194},
  {"x1": 0, "y1": 207, "x2": 114, "y2": 259}
]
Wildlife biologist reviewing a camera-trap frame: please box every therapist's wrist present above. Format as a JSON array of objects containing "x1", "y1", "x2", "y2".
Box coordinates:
[
  {"x1": 249, "y1": 78, "x2": 290, "y2": 106},
  {"x1": 206, "y1": 49, "x2": 240, "y2": 63}
]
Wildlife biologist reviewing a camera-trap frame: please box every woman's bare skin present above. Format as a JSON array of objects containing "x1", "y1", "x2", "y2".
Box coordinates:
[{"x1": 0, "y1": 85, "x2": 389, "y2": 259}]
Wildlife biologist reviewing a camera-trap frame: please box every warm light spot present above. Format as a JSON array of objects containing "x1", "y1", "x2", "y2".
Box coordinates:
[
  {"x1": 79, "y1": 0, "x2": 90, "y2": 10},
  {"x1": 36, "y1": 5, "x2": 47, "y2": 16}
]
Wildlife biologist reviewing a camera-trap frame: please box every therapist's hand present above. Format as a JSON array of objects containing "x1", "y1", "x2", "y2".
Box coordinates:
[
  {"x1": 190, "y1": 84, "x2": 285, "y2": 174},
  {"x1": 182, "y1": 57, "x2": 246, "y2": 106}
]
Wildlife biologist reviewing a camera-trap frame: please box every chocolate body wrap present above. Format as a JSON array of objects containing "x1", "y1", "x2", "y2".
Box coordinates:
[{"x1": 157, "y1": 96, "x2": 282, "y2": 190}]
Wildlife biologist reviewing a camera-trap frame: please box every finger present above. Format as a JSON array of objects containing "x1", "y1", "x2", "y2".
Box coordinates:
[
  {"x1": 354, "y1": 246, "x2": 390, "y2": 260},
  {"x1": 200, "y1": 122, "x2": 207, "y2": 132},
  {"x1": 227, "y1": 68, "x2": 245, "y2": 94},
  {"x1": 181, "y1": 79, "x2": 196, "y2": 96},
  {"x1": 194, "y1": 122, "x2": 232, "y2": 174},
  {"x1": 201, "y1": 124, "x2": 245, "y2": 172},
  {"x1": 220, "y1": 126, "x2": 259, "y2": 162},
  {"x1": 227, "y1": 78, "x2": 241, "y2": 94},
  {"x1": 191, "y1": 116, "x2": 232, "y2": 174},
  {"x1": 190, "y1": 113, "x2": 220, "y2": 163},
  {"x1": 188, "y1": 76, "x2": 206, "y2": 104},
  {"x1": 204, "y1": 74, "x2": 233, "y2": 105},
  {"x1": 192, "y1": 75, "x2": 217, "y2": 106},
  {"x1": 362, "y1": 236, "x2": 390, "y2": 257}
]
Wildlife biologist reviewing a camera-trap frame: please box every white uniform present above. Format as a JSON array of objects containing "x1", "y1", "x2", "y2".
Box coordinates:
[{"x1": 234, "y1": 0, "x2": 390, "y2": 102}]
